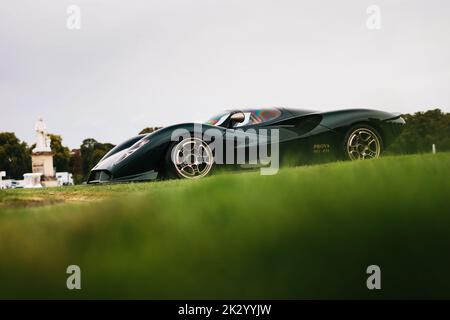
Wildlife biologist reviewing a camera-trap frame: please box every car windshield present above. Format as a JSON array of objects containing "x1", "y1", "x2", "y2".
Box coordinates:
[
  {"x1": 205, "y1": 112, "x2": 230, "y2": 126},
  {"x1": 205, "y1": 109, "x2": 282, "y2": 127}
]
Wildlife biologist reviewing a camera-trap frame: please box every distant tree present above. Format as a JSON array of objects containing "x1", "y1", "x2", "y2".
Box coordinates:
[
  {"x1": 48, "y1": 134, "x2": 71, "y2": 172},
  {"x1": 139, "y1": 127, "x2": 162, "y2": 135},
  {"x1": 386, "y1": 109, "x2": 450, "y2": 154},
  {"x1": 69, "y1": 149, "x2": 83, "y2": 184},
  {"x1": 80, "y1": 138, "x2": 115, "y2": 179},
  {"x1": 0, "y1": 132, "x2": 31, "y2": 179}
]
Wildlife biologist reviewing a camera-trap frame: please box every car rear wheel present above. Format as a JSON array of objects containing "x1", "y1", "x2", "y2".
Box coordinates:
[
  {"x1": 344, "y1": 124, "x2": 383, "y2": 160},
  {"x1": 166, "y1": 137, "x2": 214, "y2": 179}
]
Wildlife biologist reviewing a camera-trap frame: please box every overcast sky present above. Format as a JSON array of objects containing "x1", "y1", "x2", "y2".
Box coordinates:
[{"x1": 1, "y1": 0, "x2": 449, "y2": 148}]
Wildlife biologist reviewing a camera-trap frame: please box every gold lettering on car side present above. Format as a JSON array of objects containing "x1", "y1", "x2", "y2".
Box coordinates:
[{"x1": 313, "y1": 144, "x2": 330, "y2": 153}]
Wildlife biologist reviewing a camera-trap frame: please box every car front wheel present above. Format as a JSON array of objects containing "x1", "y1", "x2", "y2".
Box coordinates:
[{"x1": 166, "y1": 137, "x2": 214, "y2": 179}]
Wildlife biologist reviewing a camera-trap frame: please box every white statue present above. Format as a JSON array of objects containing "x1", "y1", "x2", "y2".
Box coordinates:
[{"x1": 33, "y1": 118, "x2": 52, "y2": 153}]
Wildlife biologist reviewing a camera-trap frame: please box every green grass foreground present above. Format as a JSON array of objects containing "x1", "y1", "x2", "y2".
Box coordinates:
[{"x1": 0, "y1": 153, "x2": 450, "y2": 299}]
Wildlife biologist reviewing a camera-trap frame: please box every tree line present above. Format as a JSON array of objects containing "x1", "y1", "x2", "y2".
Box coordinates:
[
  {"x1": 0, "y1": 127, "x2": 162, "y2": 184},
  {"x1": 0, "y1": 134, "x2": 116, "y2": 184},
  {"x1": 384, "y1": 109, "x2": 450, "y2": 154},
  {"x1": 0, "y1": 111, "x2": 449, "y2": 183}
]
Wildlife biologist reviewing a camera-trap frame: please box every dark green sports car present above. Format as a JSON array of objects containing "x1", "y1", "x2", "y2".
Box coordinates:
[{"x1": 87, "y1": 108, "x2": 405, "y2": 183}]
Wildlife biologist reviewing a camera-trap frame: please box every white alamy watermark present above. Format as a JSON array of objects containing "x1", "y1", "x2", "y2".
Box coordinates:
[
  {"x1": 66, "y1": 5, "x2": 81, "y2": 30},
  {"x1": 170, "y1": 124, "x2": 280, "y2": 176},
  {"x1": 66, "y1": 265, "x2": 81, "y2": 290},
  {"x1": 366, "y1": 265, "x2": 381, "y2": 290},
  {"x1": 366, "y1": 5, "x2": 382, "y2": 30}
]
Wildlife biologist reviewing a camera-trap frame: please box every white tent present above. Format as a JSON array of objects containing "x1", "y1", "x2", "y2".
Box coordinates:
[{"x1": 0, "y1": 171, "x2": 5, "y2": 189}]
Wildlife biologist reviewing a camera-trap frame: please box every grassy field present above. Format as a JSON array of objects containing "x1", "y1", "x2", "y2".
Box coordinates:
[{"x1": 0, "y1": 153, "x2": 450, "y2": 299}]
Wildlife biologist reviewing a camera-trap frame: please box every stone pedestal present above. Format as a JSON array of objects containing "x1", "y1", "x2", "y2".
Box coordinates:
[
  {"x1": 23, "y1": 173, "x2": 43, "y2": 188},
  {"x1": 41, "y1": 180, "x2": 59, "y2": 188},
  {"x1": 32, "y1": 152, "x2": 57, "y2": 187},
  {"x1": 32, "y1": 152, "x2": 55, "y2": 176}
]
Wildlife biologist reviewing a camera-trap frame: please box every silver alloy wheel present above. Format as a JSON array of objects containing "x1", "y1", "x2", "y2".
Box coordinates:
[
  {"x1": 346, "y1": 128, "x2": 381, "y2": 160},
  {"x1": 170, "y1": 137, "x2": 214, "y2": 179}
]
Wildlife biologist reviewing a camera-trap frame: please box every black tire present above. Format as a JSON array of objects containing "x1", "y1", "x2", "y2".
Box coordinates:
[{"x1": 342, "y1": 124, "x2": 383, "y2": 160}]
